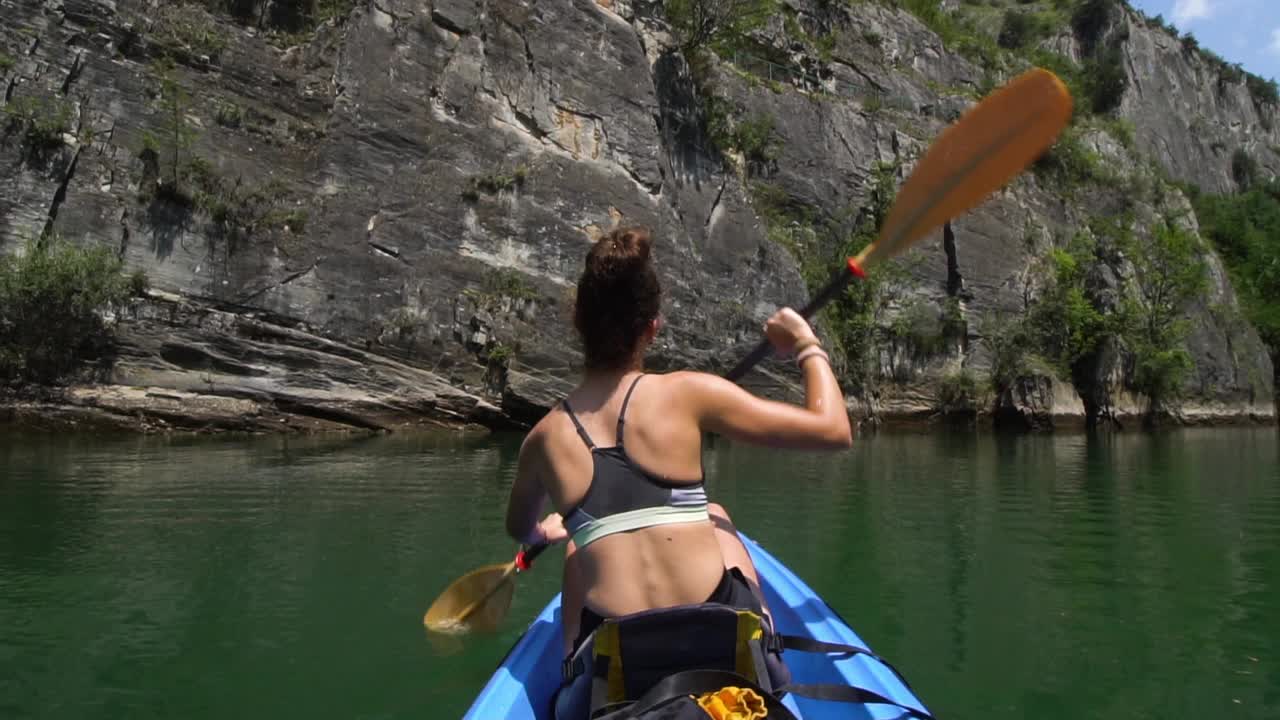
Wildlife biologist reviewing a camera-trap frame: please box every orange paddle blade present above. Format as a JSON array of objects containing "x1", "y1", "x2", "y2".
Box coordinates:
[
  {"x1": 424, "y1": 561, "x2": 517, "y2": 634},
  {"x1": 859, "y1": 68, "x2": 1073, "y2": 269}
]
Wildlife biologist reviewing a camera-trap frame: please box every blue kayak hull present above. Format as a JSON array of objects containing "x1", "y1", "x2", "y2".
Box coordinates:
[{"x1": 462, "y1": 533, "x2": 930, "y2": 719}]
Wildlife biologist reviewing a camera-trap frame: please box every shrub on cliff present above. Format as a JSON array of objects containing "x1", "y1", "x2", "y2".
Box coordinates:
[
  {"x1": 0, "y1": 237, "x2": 137, "y2": 385},
  {"x1": 1027, "y1": 234, "x2": 1110, "y2": 380},
  {"x1": 998, "y1": 9, "x2": 1051, "y2": 51},
  {"x1": 1246, "y1": 74, "x2": 1280, "y2": 107},
  {"x1": 939, "y1": 369, "x2": 981, "y2": 414},
  {"x1": 1084, "y1": 46, "x2": 1128, "y2": 114},
  {"x1": 979, "y1": 313, "x2": 1033, "y2": 395},
  {"x1": 1032, "y1": 126, "x2": 1111, "y2": 188},
  {"x1": 665, "y1": 0, "x2": 776, "y2": 54},
  {"x1": 1070, "y1": 0, "x2": 1121, "y2": 53},
  {"x1": 1191, "y1": 180, "x2": 1280, "y2": 355},
  {"x1": 1231, "y1": 148, "x2": 1259, "y2": 190},
  {"x1": 979, "y1": 215, "x2": 1207, "y2": 416},
  {"x1": 3, "y1": 94, "x2": 73, "y2": 164},
  {"x1": 705, "y1": 107, "x2": 778, "y2": 169}
]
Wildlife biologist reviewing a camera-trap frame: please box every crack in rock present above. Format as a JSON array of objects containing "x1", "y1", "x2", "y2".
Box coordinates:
[
  {"x1": 272, "y1": 397, "x2": 390, "y2": 432},
  {"x1": 834, "y1": 124, "x2": 863, "y2": 168},
  {"x1": 703, "y1": 177, "x2": 726, "y2": 238},
  {"x1": 431, "y1": 9, "x2": 471, "y2": 36},
  {"x1": 370, "y1": 0, "x2": 400, "y2": 31},
  {"x1": 61, "y1": 50, "x2": 84, "y2": 95},
  {"x1": 369, "y1": 240, "x2": 410, "y2": 265},
  {"x1": 1124, "y1": 45, "x2": 1144, "y2": 101},
  {"x1": 943, "y1": 220, "x2": 965, "y2": 298},
  {"x1": 830, "y1": 56, "x2": 886, "y2": 94},
  {"x1": 513, "y1": 107, "x2": 547, "y2": 138},
  {"x1": 238, "y1": 261, "x2": 321, "y2": 304},
  {"x1": 499, "y1": 13, "x2": 538, "y2": 78},
  {"x1": 627, "y1": 163, "x2": 661, "y2": 196},
  {"x1": 42, "y1": 142, "x2": 82, "y2": 239},
  {"x1": 118, "y1": 206, "x2": 130, "y2": 260}
]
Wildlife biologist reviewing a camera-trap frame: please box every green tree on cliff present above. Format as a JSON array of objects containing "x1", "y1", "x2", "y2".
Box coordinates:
[
  {"x1": 665, "y1": 0, "x2": 777, "y2": 54},
  {"x1": 1118, "y1": 219, "x2": 1209, "y2": 407},
  {"x1": 142, "y1": 60, "x2": 198, "y2": 203},
  {"x1": 0, "y1": 237, "x2": 138, "y2": 384}
]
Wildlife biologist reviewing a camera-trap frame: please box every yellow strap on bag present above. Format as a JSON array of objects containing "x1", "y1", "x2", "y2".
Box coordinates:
[
  {"x1": 733, "y1": 610, "x2": 765, "y2": 680},
  {"x1": 694, "y1": 686, "x2": 768, "y2": 720},
  {"x1": 592, "y1": 623, "x2": 627, "y2": 704}
]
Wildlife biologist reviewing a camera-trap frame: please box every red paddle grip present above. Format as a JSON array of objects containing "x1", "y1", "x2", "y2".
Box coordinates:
[
  {"x1": 847, "y1": 257, "x2": 866, "y2": 279},
  {"x1": 514, "y1": 541, "x2": 549, "y2": 572}
]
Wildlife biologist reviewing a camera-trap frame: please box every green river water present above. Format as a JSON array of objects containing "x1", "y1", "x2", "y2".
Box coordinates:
[{"x1": 1, "y1": 427, "x2": 1278, "y2": 719}]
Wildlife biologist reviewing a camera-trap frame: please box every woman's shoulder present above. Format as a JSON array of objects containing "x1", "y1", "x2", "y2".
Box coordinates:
[
  {"x1": 523, "y1": 401, "x2": 585, "y2": 453},
  {"x1": 648, "y1": 369, "x2": 720, "y2": 386},
  {"x1": 526, "y1": 407, "x2": 563, "y2": 442},
  {"x1": 637, "y1": 370, "x2": 743, "y2": 417},
  {"x1": 651, "y1": 369, "x2": 737, "y2": 395}
]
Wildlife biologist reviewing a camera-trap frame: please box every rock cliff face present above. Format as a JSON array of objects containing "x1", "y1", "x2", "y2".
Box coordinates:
[
  {"x1": 1118, "y1": 14, "x2": 1280, "y2": 195},
  {"x1": 0, "y1": 0, "x2": 1273, "y2": 432}
]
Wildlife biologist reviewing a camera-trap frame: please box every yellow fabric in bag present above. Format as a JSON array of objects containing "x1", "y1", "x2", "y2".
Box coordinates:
[{"x1": 695, "y1": 686, "x2": 768, "y2": 720}]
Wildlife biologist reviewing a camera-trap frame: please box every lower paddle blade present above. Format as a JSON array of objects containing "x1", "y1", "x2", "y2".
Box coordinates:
[
  {"x1": 861, "y1": 68, "x2": 1073, "y2": 268},
  {"x1": 462, "y1": 578, "x2": 516, "y2": 633},
  {"x1": 424, "y1": 562, "x2": 516, "y2": 634}
]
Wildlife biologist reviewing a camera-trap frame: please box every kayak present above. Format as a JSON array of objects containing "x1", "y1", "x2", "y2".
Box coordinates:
[{"x1": 462, "y1": 533, "x2": 932, "y2": 719}]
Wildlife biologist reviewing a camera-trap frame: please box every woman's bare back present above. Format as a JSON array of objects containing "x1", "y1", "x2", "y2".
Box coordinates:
[{"x1": 536, "y1": 371, "x2": 726, "y2": 617}]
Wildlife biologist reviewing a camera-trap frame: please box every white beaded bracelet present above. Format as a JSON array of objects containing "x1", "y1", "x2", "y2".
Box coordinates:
[{"x1": 795, "y1": 346, "x2": 829, "y2": 368}]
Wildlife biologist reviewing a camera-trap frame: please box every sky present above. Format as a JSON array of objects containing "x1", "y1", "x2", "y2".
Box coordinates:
[{"x1": 1127, "y1": 0, "x2": 1280, "y2": 82}]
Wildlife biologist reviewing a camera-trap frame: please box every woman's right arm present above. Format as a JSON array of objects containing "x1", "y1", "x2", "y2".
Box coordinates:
[{"x1": 686, "y1": 308, "x2": 853, "y2": 450}]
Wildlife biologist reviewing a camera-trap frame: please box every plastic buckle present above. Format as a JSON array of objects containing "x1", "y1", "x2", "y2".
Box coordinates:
[{"x1": 767, "y1": 633, "x2": 785, "y2": 653}]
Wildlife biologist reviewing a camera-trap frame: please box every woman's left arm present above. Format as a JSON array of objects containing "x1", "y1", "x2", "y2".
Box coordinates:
[{"x1": 505, "y1": 431, "x2": 548, "y2": 545}]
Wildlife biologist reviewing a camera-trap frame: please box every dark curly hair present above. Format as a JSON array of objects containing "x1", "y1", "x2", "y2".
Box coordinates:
[{"x1": 573, "y1": 226, "x2": 662, "y2": 370}]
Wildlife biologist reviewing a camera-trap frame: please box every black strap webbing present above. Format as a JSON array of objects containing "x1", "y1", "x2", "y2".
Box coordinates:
[
  {"x1": 773, "y1": 633, "x2": 918, "y2": 695},
  {"x1": 780, "y1": 682, "x2": 936, "y2": 720},
  {"x1": 775, "y1": 633, "x2": 870, "y2": 656}
]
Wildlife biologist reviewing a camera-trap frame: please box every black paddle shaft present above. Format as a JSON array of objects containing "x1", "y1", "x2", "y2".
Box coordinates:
[{"x1": 724, "y1": 262, "x2": 859, "y2": 382}]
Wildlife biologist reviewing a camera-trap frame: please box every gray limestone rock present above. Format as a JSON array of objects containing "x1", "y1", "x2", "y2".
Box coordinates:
[{"x1": 0, "y1": 0, "x2": 1274, "y2": 432}]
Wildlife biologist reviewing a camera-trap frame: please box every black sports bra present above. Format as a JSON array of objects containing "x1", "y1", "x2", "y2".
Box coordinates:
[{"x1": 560, "y1": 375, "x2": 709, "y2": 549}]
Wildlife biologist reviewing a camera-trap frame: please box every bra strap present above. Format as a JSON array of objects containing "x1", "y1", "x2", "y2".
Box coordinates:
[
  {"x1": 615, "y1": 374, "x2": 645, "y2": 446},
  {"x1": 562, "y1": 400, "x2": 596, "y2": 450}
]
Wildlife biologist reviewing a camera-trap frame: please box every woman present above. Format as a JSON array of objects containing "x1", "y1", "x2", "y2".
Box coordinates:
[{"x1": 504, "y1": 226, "x2": 852, "y2": 717}]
